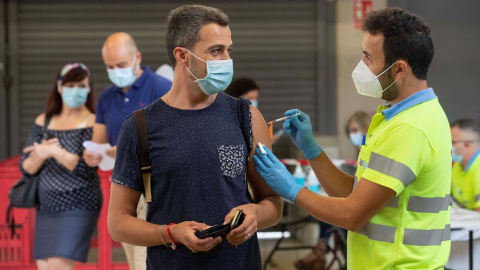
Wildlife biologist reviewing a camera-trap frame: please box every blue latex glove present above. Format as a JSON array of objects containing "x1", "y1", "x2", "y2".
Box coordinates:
[
  {"x1": 253, "y1": 147, "x2": 304, "y2": 203},
  {"x1": 283, "y1": 109, "x2": 322, "y2": 159}
]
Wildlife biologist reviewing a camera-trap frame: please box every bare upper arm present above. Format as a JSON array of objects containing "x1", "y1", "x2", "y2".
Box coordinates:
[
  {"x1": 92, "y1": 123, "x2": 109, "y2": 144},
  {"x1": 34, "y1": 113, "x2": 46, "y2": 126},
  {"x1": 344, "y1": 178, "x2": 396, "y2": 230},
  {"x1": 246, "y1": 105, "x2": 278, "y2": 202},
  {"x1": 108, "y1": 182, "x2": 142, "y2": 218}
]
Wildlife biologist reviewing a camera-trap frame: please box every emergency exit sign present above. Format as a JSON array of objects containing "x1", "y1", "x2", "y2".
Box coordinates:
[{"x1": 354, "y1": 0, "x2": 373, "y2": 30}]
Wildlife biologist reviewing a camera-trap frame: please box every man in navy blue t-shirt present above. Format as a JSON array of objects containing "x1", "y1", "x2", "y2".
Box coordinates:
[
  {"x1": 107, "y1": 5, "x2": 283, "y2": 270},
  {"x1": 83, "y1": 32, "x2": 171, "y2": 270}
]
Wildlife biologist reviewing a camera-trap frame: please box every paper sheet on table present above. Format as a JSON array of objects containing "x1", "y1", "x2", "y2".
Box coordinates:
[
  {"x1": 83, "y1": 141, "x2": 115, "y2": 171},
  {"x1": 451, "y1": 207, "x2": 480, "y2": 221}
]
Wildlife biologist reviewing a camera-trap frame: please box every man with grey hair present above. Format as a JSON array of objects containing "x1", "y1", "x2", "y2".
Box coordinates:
[
  {"x1": 84, "y1": 32, "x2": 171, "y2": 270},
  {"x1": 451, "y1": 119, "x2": 480, "y2": 211},
  {"x1": 107, "y1": 5, "x2": 282, "y2": 269}
]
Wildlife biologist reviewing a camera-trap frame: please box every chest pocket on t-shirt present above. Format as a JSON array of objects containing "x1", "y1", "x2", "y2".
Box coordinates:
[{"x1": 217, "y1": 145, "x2": 245, "y2": 178}]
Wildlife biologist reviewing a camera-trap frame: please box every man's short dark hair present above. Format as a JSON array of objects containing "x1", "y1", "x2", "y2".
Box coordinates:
[
  {"x1": 166, "y1": 5, "x2": 229, "y2": 67},
  {"x1": 450, "y1": 119, "x2": 480, "y2": 137},
  {"x1": 224, "y1": 77, "x2": 260, "y2": 98},
  {"x1": 362, "y1": 7, "x2": 434, "y2": 80}
]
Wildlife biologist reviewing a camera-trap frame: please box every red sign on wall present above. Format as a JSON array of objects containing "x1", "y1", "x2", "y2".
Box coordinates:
[{"x1": 354, "y1": 0, "x2": 373, "y2": 30}]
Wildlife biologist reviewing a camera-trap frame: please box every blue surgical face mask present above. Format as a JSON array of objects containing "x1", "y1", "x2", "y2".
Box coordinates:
[
  {"x1": 185, "y1": 49, "x2": 234, "y2": 96},
  {"x1": 250, "y1": 100, "x2": 258, "y2": 108},
  {"x1": 452, "y1": 146, "x2": 463, "y2": 163},
  {"x1": 107, "y1": 54, "x2": 138, "y2": 88},
  {"x1": 61, "y1": 87, "x2": 88, "y2": 108},
  {"x1": 349, "y1": 132, "x2": 363, "y2": 147}
]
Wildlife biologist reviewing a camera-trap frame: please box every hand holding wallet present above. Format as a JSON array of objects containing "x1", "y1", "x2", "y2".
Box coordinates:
[{"x1": 195, "y1": 209, "x2": 245, "y2": 239}]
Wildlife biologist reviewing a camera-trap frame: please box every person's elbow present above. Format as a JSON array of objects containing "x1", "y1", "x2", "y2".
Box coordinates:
[
  {"x1": 339, "y1": 204, "x2": 369, "y2": 232},
  {"x1": 343, "y1": 216, "x2": 367, "y2": 232},
  {"x1": 22, "y1": 162, "x2": 38, "y2": 176},
  {"x1": 107, "y1": 211, "x2": 125, "y2": 243},
  {"x1": 270, "y1": 195, "x2": 284, "y2": 225},
  {"x1": 256, "y1": 194, "x2": 283, "y2": 229}
]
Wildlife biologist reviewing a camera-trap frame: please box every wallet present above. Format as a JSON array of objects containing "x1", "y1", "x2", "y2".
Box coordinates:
[{"x1": 195, "y1": 209, "x2": 244, "y2": 239}]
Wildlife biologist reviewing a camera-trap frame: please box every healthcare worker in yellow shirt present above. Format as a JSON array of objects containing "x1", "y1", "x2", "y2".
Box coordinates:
[
  {"x1": 450, "y1": 119, "x2": 480, "y2": 211},
  {"x1": 254, "y1": 7, "x2": 452, "y2": 269}
]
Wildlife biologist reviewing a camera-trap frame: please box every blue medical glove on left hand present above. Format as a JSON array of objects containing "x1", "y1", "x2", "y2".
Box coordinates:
[
  {"x1": 253, "y1": 147, "x2": 304, "y2": 203},
  {"x1": 283, "y1": 109, "x2": 322, "y2": 160}
]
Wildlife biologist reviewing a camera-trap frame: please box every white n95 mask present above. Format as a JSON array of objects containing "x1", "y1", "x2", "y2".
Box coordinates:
[{"x1": 352, "y1": 60, "x2": 397, "y2": 98}]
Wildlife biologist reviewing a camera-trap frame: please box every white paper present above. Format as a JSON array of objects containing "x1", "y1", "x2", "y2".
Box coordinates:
[
  {"x1": 451, "y1": 207, "x2": 480, "y2": 221},
  {"x1": 83, "y1": 140, "x2": 115, "y2": 171}
]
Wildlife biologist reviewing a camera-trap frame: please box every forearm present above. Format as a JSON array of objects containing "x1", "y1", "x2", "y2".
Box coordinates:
[
  {"x1": 108, "y1": 212, "x2": 169, "y2": 247},
  {"x1": 254, "y1": 195, "x2": 283, "y2": 229},
  {"x1": 22, "y1": 156, "x2": 46, "y2": 175},
  {"x1": 309, "y1": 152, "x2": 354, "y2": 198},
  {"x1": 295, "y1": 189, "x2": 363, "y2": 231},
  {"x1": 52, "y1": 148, "x2": 79, "y2": 171}
]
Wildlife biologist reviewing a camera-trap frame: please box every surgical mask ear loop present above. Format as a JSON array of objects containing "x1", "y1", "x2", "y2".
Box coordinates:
[
  {"x1": 184, "y1": 48, "x2": 207, "y2": 81},
  {"x1": 375, "y1": 61, "x2": 397, "y2": 79}
]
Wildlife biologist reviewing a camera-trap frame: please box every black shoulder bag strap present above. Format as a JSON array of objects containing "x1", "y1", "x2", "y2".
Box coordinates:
[
  {"x1": 236, "y1": 98, "x2": 255, "y2": 203},
  {"x1": 133, "y1": 109, "x2": 152, "y2": 203},
  {"x1": 43, "y1": 115, "x2": 52, "y2": 140},
  {"x1": 236, "y1": 98, "x2": 253, "y2": 154}
]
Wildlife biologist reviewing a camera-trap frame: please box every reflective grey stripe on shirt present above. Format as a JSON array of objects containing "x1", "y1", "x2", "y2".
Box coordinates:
[
  {"x1": 403, "y1": 224, "x2": 450, "y2": 246},
  {"x1": 355, "y1": 223, "x2": 396, "y2": 243},
  {"x1": 475, "y1": 194, "x2": 480, "y2": 202},
  {"x1": 407, "y1": 195, "x2": 450, "y2": 213},
  {"x1": 368, "y1": 152, "x2": 416, "y2": 187},
  {"x1": 385, "y1": 196, "x2": 399, "y2": 208}
]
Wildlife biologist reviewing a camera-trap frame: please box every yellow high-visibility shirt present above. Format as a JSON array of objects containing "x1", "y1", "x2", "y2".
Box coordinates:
[
  {"x1": 451, "y1": 149, "x2": 480, "y2": 210},
  {"x1": 349, "y1": 88, "x2": 451, "y2": 270}
]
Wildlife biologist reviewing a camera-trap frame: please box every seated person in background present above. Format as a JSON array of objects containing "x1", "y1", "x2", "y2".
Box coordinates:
[
  {"x1": 225, "y1": 77, "x2": 260, "y2": 108},
  {"x1": 346, "y1": 111, "x2": 370, "y2": 153},
  {"x1": 451, "y1": 119, "x2": 480, "y2": 211},
  {"x1": 294, "y1": 110, "x2": 371, "y2": 270},
  {"x1": 225, "y1": 76, "x2": 290, "y2": 144}
]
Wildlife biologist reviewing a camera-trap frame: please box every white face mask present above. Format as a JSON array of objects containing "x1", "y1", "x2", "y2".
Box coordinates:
[{"x1": 351, "y1": 60, "x2": 397, "y2": 98}]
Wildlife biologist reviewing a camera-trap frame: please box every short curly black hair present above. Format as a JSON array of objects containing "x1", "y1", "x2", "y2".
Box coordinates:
[{"x1": 362, "y1": 7, "x2": 434, "y2": 80}]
